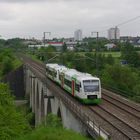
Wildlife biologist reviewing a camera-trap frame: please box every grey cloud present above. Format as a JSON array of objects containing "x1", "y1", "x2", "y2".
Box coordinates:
[
  {"x1": 0, "y1": 7, "x2": 17, "y2": 21},
  {"x1": 0, "y1": 0, "x2": 140, "y2": 39}
]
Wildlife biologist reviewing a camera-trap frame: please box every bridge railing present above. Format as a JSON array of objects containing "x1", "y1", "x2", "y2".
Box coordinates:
[{"x1": 53, "y1": 88, "x2": 111, "y2": 140}]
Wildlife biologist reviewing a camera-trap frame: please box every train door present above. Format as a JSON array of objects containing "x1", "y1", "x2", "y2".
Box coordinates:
[
  {"x1": 61, "y1": 74, "x2": 64, "y2": 88},
  {"x1": 72, "y1": 80, "x2": 75, "y2": 96}
]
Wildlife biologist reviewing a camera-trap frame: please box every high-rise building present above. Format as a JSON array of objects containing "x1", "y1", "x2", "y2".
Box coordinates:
[
  {"x1": 74, "y1": 29, "x2": 82, "y2": 41},
  {"x1": 108, "y1": 27, "x2": 120, "y2": 40}
]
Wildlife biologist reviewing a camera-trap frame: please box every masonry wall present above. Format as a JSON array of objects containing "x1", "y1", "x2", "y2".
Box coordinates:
[{"x1": 2, "y1": 65, "x2": 25, "y2": 99}]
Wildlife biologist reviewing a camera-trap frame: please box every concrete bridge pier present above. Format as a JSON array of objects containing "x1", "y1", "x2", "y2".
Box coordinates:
[
  {"x1": 24, "y1": 66, "x2": 30, "y2": 98},
  {"x1": 60, "y1": 101, "x2": 87, "y2": 135},
  {"x1": 43, "y1": 88, "x2": 87, "y2": 135},
  {"x1": 30, "y1": 75, "x2": 36, "y2": 112}
]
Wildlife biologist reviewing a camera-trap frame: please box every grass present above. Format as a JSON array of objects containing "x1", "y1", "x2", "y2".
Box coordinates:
[
  {"x1": 77, "y1": 51, "x2": 121, "y2": 58},
  {"x1": 101, "y1": 51, "x2": 121, "y2": 57},
  {"x1": 27, "y1": 53, "x2": 43, "y2": 63},
  {"x1": 16, "y1": 126, "x2": 92, "y2": 140},
  {"x1": 13, "y1": 58, "x2": 23, "y2": 69},
  {"x1": 15, "y1": 113, "x2": 103, "y2": 140}
]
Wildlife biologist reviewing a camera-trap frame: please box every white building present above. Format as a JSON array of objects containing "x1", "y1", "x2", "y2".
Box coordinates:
[
  {"x1": 28, "y1": 42, "x2": 64, "y2": 51},
  {"x1": 105, "y1": 43, "x2": 116, "y2": 50},
  {"x1": 108, "y1": 27, "x2": 120, "y2": 40},
  {"x1": 65, "y1": 42, "x2": 77, "y2": 50},
  {"x1": 74, "y1": 29, "x2": 82, "y2": 41}
]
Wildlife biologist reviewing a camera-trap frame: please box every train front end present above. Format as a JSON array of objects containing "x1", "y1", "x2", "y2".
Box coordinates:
[{"x1": 79, "y1": 77, "x2": 101, "y2": 104}]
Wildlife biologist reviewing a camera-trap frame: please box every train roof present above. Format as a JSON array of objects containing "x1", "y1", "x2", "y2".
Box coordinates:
[
  {"x1": 46, "y1": 63, "x2": 99, "y2": 81},
  {"x1": 64, "y1": 69, "x2": 99, "y2": 81},
  {"x1": 46, "y1": 63, "x2": 58, "y2": 68},
  {"x1": 46, "y1": 63, "x2": 68, "y2": 71}
]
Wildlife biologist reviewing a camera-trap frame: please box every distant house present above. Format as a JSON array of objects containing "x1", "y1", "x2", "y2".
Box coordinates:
[
  {"x1": 48, "y1": 42, "x2": 64, "y2": 51},
  {"x1": 28, "y1": 42, "x2": 64, "y2": 51},
  {"x1": 28, "y1": 44, "x2": 45, "y2": 49},
  {"x1": 104, "y1": 43, "x2": 116, "y2": 50},
  {"x1": 134, "y1": 39, "x2": 140, "y2": 48},
  {"x1": 65, "y1": 42, "x2": 77, "y2": 50},
  {"x1": 120, "y1": 60, "x2": 128, "y2": 65}
]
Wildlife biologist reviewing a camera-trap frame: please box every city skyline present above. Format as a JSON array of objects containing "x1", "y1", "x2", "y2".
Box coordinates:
[{"x1": 0, "y1": 0, "x2": 140, "y2": 39}]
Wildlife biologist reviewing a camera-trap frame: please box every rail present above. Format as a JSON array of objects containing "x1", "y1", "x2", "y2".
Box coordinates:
[{"x1": 102, "y1": 83, "x2": 136, "y2": 98}]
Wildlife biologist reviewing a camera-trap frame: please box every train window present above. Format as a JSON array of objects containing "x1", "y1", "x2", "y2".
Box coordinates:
[
  {"x1": 59, "y1": 74, "x2": 61, "y2": 81},
  {"x1": 64, "y1": 78, "x2": 71, "y2": 88},
  {"x1": 59, "y1": 74, "x2": 63, "y2": 81},
  {"x1": 47, "y1": 69, "x2": 56, "y2": 77},
  {"x1": 75, "y1": 83, "x2": 80, "y2": 92},
  {"x1": 80, "y1": 82, "x2": 81, "y2": 87},
  {"x1": 83, "y1": 80, "x2": 99, "y2": 92},
  {"x1": 47, "y1": 69, "x2": 51, "y2": 75},
  {"x1": 53, "y1": 70, "x2": 57, "y2": 77}
]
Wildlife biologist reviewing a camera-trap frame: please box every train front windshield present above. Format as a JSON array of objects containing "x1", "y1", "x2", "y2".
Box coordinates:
[{"x1": 83, "y1": 80, "x2": 99, "y2": 92}]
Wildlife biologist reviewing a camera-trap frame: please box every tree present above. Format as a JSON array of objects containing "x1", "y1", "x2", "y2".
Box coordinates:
[
  {"x1": 121, "y1": 43, "x2": 140, "y2": 67},
  {"x1": 1, "y1": 56, "x2": 13, "y2": 75},
  {"x1": 62, "y1": 42, "x2": 67, "y2": 52},
  {"x1": 72, "y1": 54, "x2": 88, "y2": 72},
  {"x1": 106, "y1": 54, "x2": 115, "y2": 65},
  {"x1": 121, "y1": 42, "x2": 140, "y2": 68},
  {"x1": 101, "y1": 64, "x2": 140, "y2": 94},
  {"x1": 0, "y1": 83, "x2": 31, "y2": 140},
  {"x1": 37, "y1": 45, "x2": 57, "y2": 62}
]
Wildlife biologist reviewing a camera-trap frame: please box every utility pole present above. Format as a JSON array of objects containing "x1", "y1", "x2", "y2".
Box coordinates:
[
  {"x1": 114, "y1": 26, "x2": 118, "y2": 44},
  {"x1": 91, "y1": 31, "x2": 99, "y2": 77},
  {"x1": 43, "y1": 32, "x2": 51, "y2": 46}
]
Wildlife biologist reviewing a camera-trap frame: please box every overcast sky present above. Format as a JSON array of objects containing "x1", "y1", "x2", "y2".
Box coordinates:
[{"x1": 0, "y1": 0, "x2": 140, "y2": 39}]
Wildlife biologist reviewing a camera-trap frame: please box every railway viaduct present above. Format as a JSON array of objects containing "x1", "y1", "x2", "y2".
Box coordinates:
[
  {"x1": 13, "y1": 55, "x2": 140, "y2": 140},
  {"x1": 24, "y1": 62, "x2": 109, "y2": 140}
]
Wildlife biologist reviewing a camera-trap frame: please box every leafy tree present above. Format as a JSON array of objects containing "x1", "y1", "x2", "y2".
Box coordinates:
[
  {"x1": 45, "y1": 114, "x2": 62, "y2": 128},
  {"x1": 133, "y1": 84, "x2": 140, "y2": 95},
  {"x1": 0, "y1": 39, "x2": 6, "y2": 48},
  {"x1": 5, "y1": 38, "x2": 27, "y2": 49},
  {"x1": 121, "y1": 42, "x2": 140, "y2": 68},
  {"x1": 0, "y1": 84, "x2": 14, "y2": 106},
  {"x1": 62, "y1": 42, "x2": 67, "y2": 52},
  {"x1": 0, "y1": 83, "x2": 31, "y2": 140},
  {"x1": 37, "y1": 45, "x2": 57, "y2": 62},
  {"x1": 75, "y1": 42, "x2": 81, "y2": 52},
  {"x1": 106, "y1": 54, "x2": 115, "y2": 65},
  {"x1": 1, "y1": 56, "x2": 13, "y2": 75},
  {"x1": 101, "y1": 64, "x2": 140, "y2": 96}
]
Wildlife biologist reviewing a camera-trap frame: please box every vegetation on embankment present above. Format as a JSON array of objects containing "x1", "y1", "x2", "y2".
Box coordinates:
[
  {"x1": 16, "y1": 114, "x2": 93, "y2": 140},
  {"x1": 0, "y1": 49, "x2": 22, "y2": 78},
  {"x1": 0, "y1": 83, "x2": 31, "y2": 140}
]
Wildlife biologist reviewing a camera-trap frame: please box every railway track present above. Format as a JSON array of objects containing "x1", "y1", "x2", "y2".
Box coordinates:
[
  {"x1": 89, "y1": 106, "x2": 140, "y2": 140},
  {"x1": 102, "y1": 91, "x2": 140, "y2": 120},
  {"x1": 20, "y1": 54, "x2": 140, "y2": 140},
  {"x1": 102, "y1": 88, "x2": 140, "y2": 112}
]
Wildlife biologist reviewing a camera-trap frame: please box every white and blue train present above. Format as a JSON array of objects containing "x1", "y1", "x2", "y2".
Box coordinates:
[{"x1": 46, "y1": 64, "x2": 101, "y2": 104}]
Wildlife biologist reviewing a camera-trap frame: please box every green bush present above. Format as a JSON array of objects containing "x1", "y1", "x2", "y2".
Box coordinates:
[
  {"x1": 0, "y1": 83, "x2": 31, "y2": 140},
  {"x1": 45, "y1": 114, "x2": 62, "y2": 128}
]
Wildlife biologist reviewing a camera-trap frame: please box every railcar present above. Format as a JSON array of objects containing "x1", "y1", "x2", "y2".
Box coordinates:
[{"x1": 46, "y1": 64, "x2": 101, "y2": 104}]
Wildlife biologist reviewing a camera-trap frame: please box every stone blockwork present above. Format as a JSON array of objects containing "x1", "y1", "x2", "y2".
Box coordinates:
[{"x1": 2, "y1": 65, "x2": 25, "y2": 99}]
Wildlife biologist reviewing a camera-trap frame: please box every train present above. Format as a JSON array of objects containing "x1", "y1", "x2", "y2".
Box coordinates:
[{"x1": 46, "y1": 63, "x2": 101, "y2": 104}]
